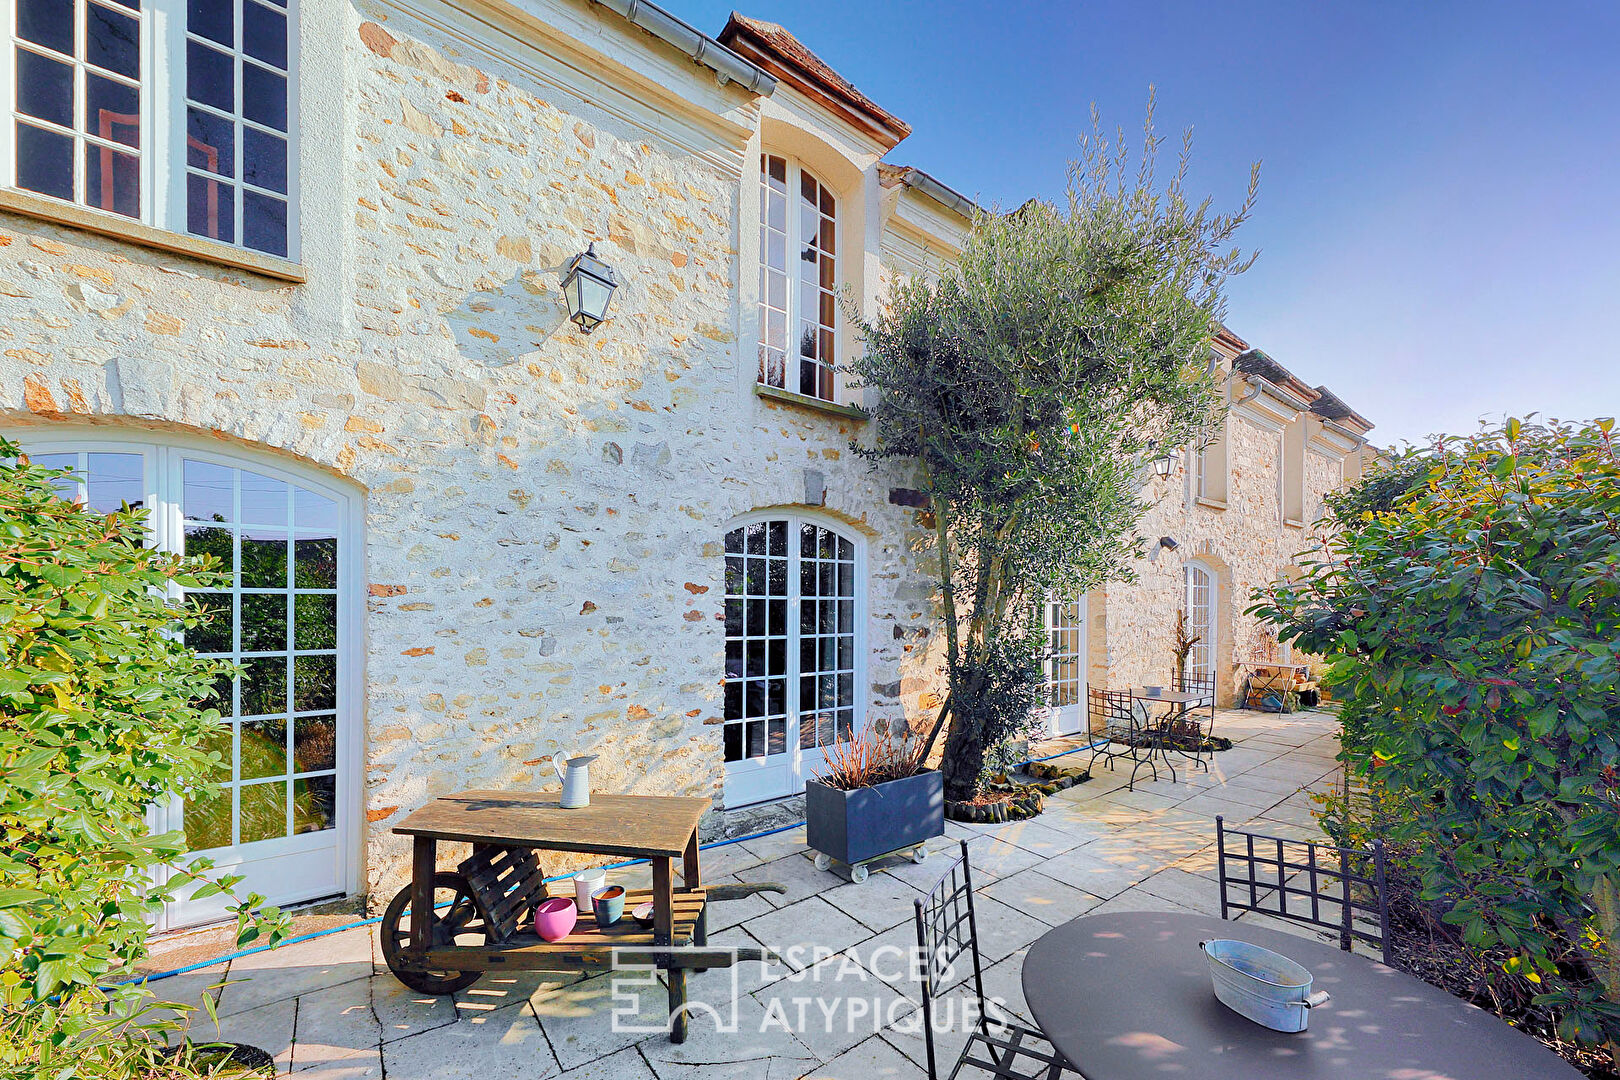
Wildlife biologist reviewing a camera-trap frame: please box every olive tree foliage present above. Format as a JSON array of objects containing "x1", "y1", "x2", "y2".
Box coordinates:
[
  {"x1": 1251, "y1": 418, "x2": 1620, "y2": 1043},
  {"x1": 0, "y1": 443, "x2": 287, "y2": 1075},
  {"x1": 849, "y1": 111, "x2": 1256, "y2": 800}
]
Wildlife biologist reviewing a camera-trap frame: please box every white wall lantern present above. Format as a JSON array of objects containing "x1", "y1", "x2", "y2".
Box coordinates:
[{"x1": 561, "y1": 242, "x2": 619, "y2": 333}]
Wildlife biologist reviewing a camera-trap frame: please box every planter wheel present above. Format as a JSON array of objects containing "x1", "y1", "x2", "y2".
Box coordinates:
[
  {"x1": 910, "y1": 846, "x2": 927, "y2": 864},
  {"x1": 164, "y1": 1041, "x2": 276, "y2": 1078},
  {"x1": 813, "y1": 853, "x2": 832, "y2": 872},
  {"x1": 850, "y1": 863, "x2": 869, "y2": 884},
  {"x1": 380, "y1": 871, "x2": 490, "y2": 994}
]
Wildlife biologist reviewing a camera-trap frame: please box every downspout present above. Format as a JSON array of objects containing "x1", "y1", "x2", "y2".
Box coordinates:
[
  {"x1": 1239, "y1": 376, "x2": 1373, "y2": 451},
  {"x1": 1231, "y1": 378, "x2": 1263, "y2": 409},
  {"x1": 593, "y1": 0, "x2": 777, "y2": 94}
]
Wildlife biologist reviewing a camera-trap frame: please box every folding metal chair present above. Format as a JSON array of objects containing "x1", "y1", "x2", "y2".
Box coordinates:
[
  {"x1": 1167, "y1": 672, "x2": 1217, "y2": 771},
  {"x1": 913, "y1": 839, "x2": 1081, "y2": 1079},
  {"x1": 1214, "y1": 815, "x2": 1393, "y2": 965},
  {"x1": 1085, "y1": 687, "x2": 1172, "y2": 790}
]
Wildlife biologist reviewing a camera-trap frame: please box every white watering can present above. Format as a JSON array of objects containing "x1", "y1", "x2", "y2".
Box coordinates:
[{"x1": 552, "y1": 754, "x2": 599, "y2": 809}]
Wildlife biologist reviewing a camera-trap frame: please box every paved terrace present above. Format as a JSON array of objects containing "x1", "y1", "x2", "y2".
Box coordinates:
[{"x1": 148, "y1": 709, "x2": 1342, "y2": 1079}]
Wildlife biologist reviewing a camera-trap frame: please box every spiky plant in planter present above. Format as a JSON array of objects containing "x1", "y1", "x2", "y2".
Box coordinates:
[
  {"x1": 806, "y1": 725, "x2": 943, "y2": 882},
  {"x1": 1171, "y1": 609, "x2": 1201, "y2": 688}
]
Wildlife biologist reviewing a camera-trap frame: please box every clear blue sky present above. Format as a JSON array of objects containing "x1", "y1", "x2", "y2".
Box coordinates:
[{"x1": 683, "y1": 1, "x2": 1620, "y2": 447}]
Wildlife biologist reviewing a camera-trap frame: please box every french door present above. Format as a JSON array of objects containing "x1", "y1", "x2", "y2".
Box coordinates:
[
  {"x1": 1184, "y1": 563, "x2": 1215, "y2": 681},
  {"x1": 722, "y1": 515, "x2": 865, "y2": 806},
  {"x1": 22, "y1": 435, "x2": 361, "y2": 930},
  {"x1": 1043, "y1": 597, "x2": 1088, "y2": 736}
]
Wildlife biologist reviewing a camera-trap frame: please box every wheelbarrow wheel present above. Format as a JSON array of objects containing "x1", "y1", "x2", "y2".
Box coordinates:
[{"x1": 380, "y1": 872, "x2": 489, "y2": 994}]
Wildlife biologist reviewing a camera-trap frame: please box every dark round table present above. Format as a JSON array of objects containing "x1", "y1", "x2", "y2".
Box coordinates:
[{"x1": 1021, "y1": 911, "x2": 1583, "y2": 1079}]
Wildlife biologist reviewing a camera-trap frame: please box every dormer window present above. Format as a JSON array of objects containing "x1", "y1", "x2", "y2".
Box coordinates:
[{"x1": 758, "y1": 154, "x2": 837, "y2": 401}]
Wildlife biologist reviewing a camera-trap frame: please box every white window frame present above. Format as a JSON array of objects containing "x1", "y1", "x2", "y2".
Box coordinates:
[
  {"x1": 1281, "y1": 417, "x2": 1307, "y2": 526},
  {"x1": 15, "y1": 427, "x2": 360, "y2": 930},
  {"x1": 1184, "y1": 561, "x2": 1216, "y2": 682},
  {"x1": 721, "y1": 511, "x2": 867, "y2": 807},
  {"x1": 1041, "y1": 595, "x2": 1087, "y2": 737},
  {"x1": 1, "y1": 0, "x2": 300, "y2": 260},
  {"x1": 757, "y1": 153, "x2": 840, "y2": 403}
]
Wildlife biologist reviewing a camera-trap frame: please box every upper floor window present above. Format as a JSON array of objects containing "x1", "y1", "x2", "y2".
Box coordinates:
[
  {"x1": 5, "y1": 0, "x2": 295, "y2": 258},
  {"x1": 1192, "y1": 425, "x2": 1228, "y2": 505},
  {"x1": 758, "y1": 154, "x2": 836, "y2": 401},
  {"x1": 1281, "y1": 416, "x2": 1306, "y2": 526}
]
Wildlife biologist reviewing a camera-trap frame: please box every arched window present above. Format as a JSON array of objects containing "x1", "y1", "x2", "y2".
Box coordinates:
[
  {"x1": 1184, "y1": 562, "x2": 1215, "y2": 681},
  {"x1": 722, "y1": 514, "x2": 863, "y2": 805},
  {"x1": 758, "y1": 154, "x2": 837, "y2": 402},
  {"x1": 22, "y1": 434, "x2": 360, "y2": 930}
]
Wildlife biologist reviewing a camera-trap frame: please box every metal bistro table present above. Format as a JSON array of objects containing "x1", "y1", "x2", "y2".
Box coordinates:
[
  {"x1": 1021, "y1": 911, "x2": 1583, "y2": 1079},
  {"x1": 1129, "y1": 688, "x2": 1208, "y2": 780},
  {"x1": 384, "y1": 790, "x2": 777, "y2": 1042}
]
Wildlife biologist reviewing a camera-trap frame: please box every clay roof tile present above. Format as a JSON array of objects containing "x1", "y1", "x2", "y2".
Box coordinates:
[{"x1": 720, "y1": 13, "x2": 911, "y2": 145}]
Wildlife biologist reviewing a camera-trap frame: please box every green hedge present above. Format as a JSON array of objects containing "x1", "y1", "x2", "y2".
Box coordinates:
[{"x1": 1252, "y1": 418, "x2": 1620, "y2": 1042}]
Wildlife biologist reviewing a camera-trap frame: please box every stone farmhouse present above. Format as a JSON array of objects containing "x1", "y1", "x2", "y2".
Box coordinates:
[{"x1": 0, "y1": 0, "x2": 1374, "y2": 929}]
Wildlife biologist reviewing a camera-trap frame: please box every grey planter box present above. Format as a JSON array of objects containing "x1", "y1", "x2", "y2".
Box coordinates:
[{"x1": 805, "y1": 770, "x2": 945, "y2": 869}]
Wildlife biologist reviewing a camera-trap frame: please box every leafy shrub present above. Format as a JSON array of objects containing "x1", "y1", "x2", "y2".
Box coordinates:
[
  {"x1": 1251, "y1": 417, "x2": 1620, "y2": 1042},
  {"x1": 0, "y1": 442, "x2": 286, "y2": 1074}
]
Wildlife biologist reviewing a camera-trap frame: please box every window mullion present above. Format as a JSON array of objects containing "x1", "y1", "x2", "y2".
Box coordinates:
[
  {"x1": 785, "y1": 162, "x2": 798, "y2": 365},
  {"x1": 73, "y1": 0, "x2": 85, "y2": 205},
  {"x1": 147, "y1": 0, "x2": 167, "y2": 229},
  {"x1": 785, "y1": 518, "x2": 801, "y2": 755}
]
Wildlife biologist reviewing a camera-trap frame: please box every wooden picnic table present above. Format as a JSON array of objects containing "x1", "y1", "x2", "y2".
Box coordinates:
[{"x1": 385, "y1": 790, "x2": 776, "y2": 1042}]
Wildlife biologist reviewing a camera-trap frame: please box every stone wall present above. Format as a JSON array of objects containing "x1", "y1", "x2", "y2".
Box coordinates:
[
  {"x1": 0, "y1": 0, "x2": 1366, "y2": 918},
  {"x1": 0, "y1": 1, "x2": 947, "y2": 905},
  {"x1": 1094, "y1": 404, "x2": 1348, "y2": 709}
]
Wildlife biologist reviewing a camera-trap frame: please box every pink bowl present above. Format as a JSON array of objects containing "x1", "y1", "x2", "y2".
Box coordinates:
[{"x1": 534, "y1": 896, "x2": 578, "y2": 941}]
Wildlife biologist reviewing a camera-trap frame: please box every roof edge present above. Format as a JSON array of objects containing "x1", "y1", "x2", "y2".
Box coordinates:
[
  {"x1": 881, "y1": 164, "x2": 979, "y2": 220},
  {"x1": 719, "y1": 13, "x2": 910, "y2": 147},
  {"x1": 593, "y1": 0, "x2": 776, "y2": 95}
]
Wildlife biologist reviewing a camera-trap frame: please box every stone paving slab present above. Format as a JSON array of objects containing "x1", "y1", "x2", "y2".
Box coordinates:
[{"x1": 140, "y1": 708, "x2": 1341, "y2": 1080}]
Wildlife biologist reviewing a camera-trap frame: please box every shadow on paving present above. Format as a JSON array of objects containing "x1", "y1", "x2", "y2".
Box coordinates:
[{"x1": 137, "y1": 708, "x2": 1342, "y2": 1079}]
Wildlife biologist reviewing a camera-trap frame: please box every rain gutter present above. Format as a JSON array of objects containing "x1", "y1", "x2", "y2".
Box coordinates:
[
  {"x1": 902, "y1": 168, "x2": 980, "y2": 220},
  {"x1": 1321, "y1": 419, "x2": 1370, "y2": 447},
  {"x1": 592, "y1": 0, "x2": 777, "y2": 94},
  {"x1": 1241, "y1": 375, "x2": 1314, "y2": 414}
]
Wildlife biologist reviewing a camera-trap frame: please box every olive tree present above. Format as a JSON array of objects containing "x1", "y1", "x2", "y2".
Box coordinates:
[{"x1": 850, "y1": 112, "x2": 1256, "y2": 800}]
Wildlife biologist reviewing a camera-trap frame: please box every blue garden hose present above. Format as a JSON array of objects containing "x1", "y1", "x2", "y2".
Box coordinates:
[
  {"x1": 123, "y1": 743, "x2": 1101, "y2": 989},
  {"x1": 118, "y1": 820, "x2": 806, "y2": 988}
]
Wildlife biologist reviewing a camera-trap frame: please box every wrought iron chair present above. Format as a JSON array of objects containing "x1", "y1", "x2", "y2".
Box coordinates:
[
  {"x1": 1086, "y1": 687, "x2": 1171, "y2": 790},
  {"x1": 1215, "y1": 816, "x2": 1393, "y2": 966},
  {"x1": 1165, "y1": 672, "x2": 1217, "y2": 771},
  {"x1": 913, "y1": 840, "x2": 1079, "y2": 1080}
]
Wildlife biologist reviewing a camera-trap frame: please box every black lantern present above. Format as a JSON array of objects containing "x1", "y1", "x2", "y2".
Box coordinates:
[
  {"x1": 1152, "y1": 449, "x2": 1176, "y2": 479},
  {"x1": 561, "y1": 242, "x2": 619, "y2": 333}
]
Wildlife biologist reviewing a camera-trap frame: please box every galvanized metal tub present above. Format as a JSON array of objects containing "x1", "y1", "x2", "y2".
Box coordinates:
[{"x1": 1199, "y1": 939, "x2": 1330, "y2": 1033}]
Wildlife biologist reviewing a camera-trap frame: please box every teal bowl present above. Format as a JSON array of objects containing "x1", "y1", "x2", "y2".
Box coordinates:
[{"x1": 591, "y1": 884, "x2": 626, "y2": 927}]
